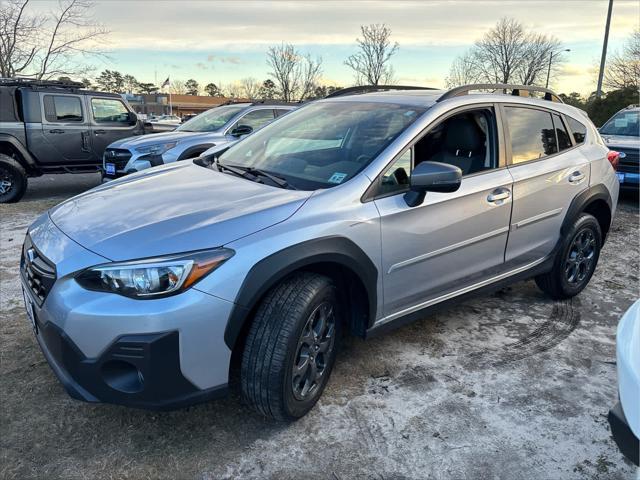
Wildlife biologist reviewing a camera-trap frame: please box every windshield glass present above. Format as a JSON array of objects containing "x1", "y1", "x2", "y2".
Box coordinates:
[
  {"x1": 177, "y1": 105, "x2": 246, "y2": 132},
  {"x1": 600, "y1": 110, "x2": 639, "y2": 137},
  {"x1": 218, "y1": 101, "x2": 425, "y2": 190}
]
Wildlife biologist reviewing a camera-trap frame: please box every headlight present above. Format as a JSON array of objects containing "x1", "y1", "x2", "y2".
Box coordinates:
[
  {"x1": 135, "y1": 142, "x2": 177, "y2": 155},
  {"x1": 76, "y1": 248, "x2": 234, "y2": 298}
]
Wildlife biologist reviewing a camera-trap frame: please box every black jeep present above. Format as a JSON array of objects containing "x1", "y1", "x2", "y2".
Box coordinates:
[{"x1": 0, "y1": 78, "x2": 143, "y2": 203}]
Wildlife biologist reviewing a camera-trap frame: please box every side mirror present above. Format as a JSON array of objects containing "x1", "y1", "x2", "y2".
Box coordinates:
[
  {"x1": 230, "y1": 124, "x2": 253, "y2": 137},
  {"x1": 404, "y1": 161, "x2": 462, "y2": 207},
  {"x1": 127, "y1": 111, "x2": 138, "y2": 125}
]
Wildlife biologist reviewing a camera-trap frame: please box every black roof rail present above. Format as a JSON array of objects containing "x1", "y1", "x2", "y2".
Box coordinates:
[
  {"x1": 437, "y1": 83, "x2": 564, "y2": 103},
  {"x1": 326, "y1": 85, "x2": 439, "y2": 99},
  {"x1": 0, "y1": 77, "x2": 85, "y2": 90}
]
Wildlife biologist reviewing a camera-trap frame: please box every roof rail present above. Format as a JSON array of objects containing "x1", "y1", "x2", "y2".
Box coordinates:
[
  {"x1": 0, "y1": 77, "x2": 85, "y2": 90},
  {"x1": 437, "y1": 84, "x2": 564, "y2": 103},
  {"x1": 326, "y1": 85, "x2": 439, "y2": 99}
]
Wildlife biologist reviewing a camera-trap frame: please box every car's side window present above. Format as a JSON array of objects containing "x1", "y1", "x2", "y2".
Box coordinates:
[
  {"x1": 553, "y1": 114, "x2": 572, "y2": 150},
  {"x1": 379, "y1": 149, "x2": 412, "y2": 196},
  {"x1": 236, "y1": 109, "x2": 275, "y2": 131},
  {"x1": 91, "y1": 98, "x2": 130, "y2": 124},
  {"x1": 505, "y1": 107, "x2": 558, "y2": 164},
  {"x1": 275, "y1": 109, "x2": 291, "y2": 117},
  {"x1": 43, "y1": 95, "x2": 83, "y2": 123},
  {"x1": 373, "y1": 107, "x2": 498, "y2": 197},
  {"x1": 566, "y1": 116, "x2": 587, "y2": 144}
]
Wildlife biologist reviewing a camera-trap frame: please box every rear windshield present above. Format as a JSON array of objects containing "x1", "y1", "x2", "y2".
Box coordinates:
[{"x1": 218, "y1": 101, "x2": 426, "y2": 190}]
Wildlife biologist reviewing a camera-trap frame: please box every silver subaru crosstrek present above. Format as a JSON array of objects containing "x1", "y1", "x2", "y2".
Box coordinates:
[{"x1": 21, "y1": 84, "x2": 619, "y2": 420}]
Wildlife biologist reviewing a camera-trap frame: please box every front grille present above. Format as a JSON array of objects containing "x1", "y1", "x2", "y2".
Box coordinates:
[
  {"x1": 616, "y1": 147, "x2": 639, "y2": 174},
  {"x1": 21, "y1": 235, "x2": 56, "y2": 305},
  {"x1": 103, "y1": 148, "x2": 132, "y2": 170}
]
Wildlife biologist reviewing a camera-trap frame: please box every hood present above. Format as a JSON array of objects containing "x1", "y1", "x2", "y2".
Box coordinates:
[
  {"x1": 49, "y1": 162, "x2": 313, "y2": 261},
  {"x1": 109, "y1": 130, "x2": 224, "y2": 149},
  {"x1": 601, "y1": 134, "x2": 640, "y2": 149}
]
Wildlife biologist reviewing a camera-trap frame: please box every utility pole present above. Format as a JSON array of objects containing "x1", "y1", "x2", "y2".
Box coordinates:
[
  {"x1": 546, "y1": 49, "x2": 571, "y2": 89},
  {"x1": 596, "y1": 0, "x2": 614, "y2": 98}
]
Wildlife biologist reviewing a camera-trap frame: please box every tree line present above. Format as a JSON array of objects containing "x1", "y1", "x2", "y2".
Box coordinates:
[{"x1": 2, "y1": 0, "x2": 638, "y2": 108}]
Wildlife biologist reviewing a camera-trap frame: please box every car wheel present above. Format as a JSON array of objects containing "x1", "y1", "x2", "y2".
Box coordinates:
[
  {"x1": 0, "y1": 154, "x2": 28, "y2": 203},
  {"x1": 535, "y1": 213, "x2": 602, "y2": 299},
  {"x1": 240, "y1": 272, "x2": 341, "y2": 421}
]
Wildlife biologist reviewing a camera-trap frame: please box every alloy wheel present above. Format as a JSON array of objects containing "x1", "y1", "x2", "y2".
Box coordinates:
[
  {"x1": 291, "y1": 301, "x2": 336, "y2": 401},
  {"x1": 564, "y1": 228, "x2": 596, "y2": 285},
  {"x1": 0, "y1": 167, "x2": 13, "y2": 196}
]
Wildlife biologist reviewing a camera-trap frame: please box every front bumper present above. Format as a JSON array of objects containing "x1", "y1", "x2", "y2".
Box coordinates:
[
  {"x1": 608, "y1": 401, "x2": 639, "y2": 465},
  {"x1": 34, "y1": 316, "x2": 228, "y2": 409},
  {"x1": 22, "y1": 219, "x2": 235, "y2": 409}
]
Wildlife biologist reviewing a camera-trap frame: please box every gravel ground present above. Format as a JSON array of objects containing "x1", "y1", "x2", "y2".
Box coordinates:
[{"x1": 1, "y1": 174, "x2": 638, "y2": 480}]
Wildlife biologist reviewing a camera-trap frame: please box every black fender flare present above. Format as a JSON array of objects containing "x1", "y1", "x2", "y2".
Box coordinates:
[
  {"x1": 0, "y1": 134, "x2": 37, "y2": 169},
  {"x1": 223, "y1": 236, "x2": 378, "y2": 349},
  {"x1": 561, "y1": 184, "x2": 612, "y2": 239},
  {"x1": 177, "y1": 144, "x2": 215, "y2": 161}
]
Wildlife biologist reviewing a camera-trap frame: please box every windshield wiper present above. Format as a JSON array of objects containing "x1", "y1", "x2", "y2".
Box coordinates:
[
  {"x1": 217, "y1": 162, "x2": 297, "y2": 190},
  {"x1": 243, "y1": 167, "x2": 298, "y2": 190}
]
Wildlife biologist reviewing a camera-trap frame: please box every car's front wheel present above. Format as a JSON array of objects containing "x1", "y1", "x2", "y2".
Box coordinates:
[
  {"x1": 240, "y1": 272, "x2": 341, "y2": 420},
  {"x1": 0, "y1": 154, "x2": 27, "y2": 204},
  {"x1": 535, "y1": 212, "x2": 602, "y2": 299}
]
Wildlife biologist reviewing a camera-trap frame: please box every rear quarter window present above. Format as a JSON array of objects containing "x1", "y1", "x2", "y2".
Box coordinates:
[{"x1": 566, "y1": 116, "x2": 587, "y2": 144}]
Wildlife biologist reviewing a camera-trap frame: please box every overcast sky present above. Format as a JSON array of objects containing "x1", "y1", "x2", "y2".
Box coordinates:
[{"x1": 32, "y1": 0, "x2": 640, "y2": 94}]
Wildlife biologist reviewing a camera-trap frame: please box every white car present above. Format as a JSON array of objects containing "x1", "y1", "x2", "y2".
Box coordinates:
[
  {"x1": 609, "y1": 299, "x2": 639, "y2": 466},
  {"x1": 154, "y1": 115, "x2": 182, "y2": 125}
]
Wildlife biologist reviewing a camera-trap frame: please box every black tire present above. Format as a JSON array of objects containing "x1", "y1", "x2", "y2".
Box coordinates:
[
  {"x1": 535, "y1": 213, "x2": 602, "y2": 299},
  {"x1": 0, "y1": 154, "x2": 28, "y2": 203},
  {"x1": 240, "y1": 272, "x2": 342, "y2": 421}
]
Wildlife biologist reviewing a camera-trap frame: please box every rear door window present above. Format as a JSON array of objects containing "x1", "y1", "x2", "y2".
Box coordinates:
[
  {"x1": 505, "y1": 107, "x2": 558, "y2": 164},
  {"x1": 553, "y1": 114, "x2": 572, "y2": 150},
  {"x1": 43, "y1": 95, "x2": 83, "y2": 122}
]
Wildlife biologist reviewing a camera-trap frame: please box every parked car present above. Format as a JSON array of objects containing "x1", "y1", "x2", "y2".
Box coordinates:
[
  {"x1": 21, "y1": 84, "x2": 619, "y2": 420},
  {"x1": 154, "y1": 114, "x2": 182, "y2": 125},
  {"x1": 599, "y1": 105, "x2": 639, "y2": 191},
  {"x1": 608, "y1": 300, "x2": 639, "y2": 466},
  {"x1": 102, "y1": 102, "x2": 297, "y2": 180},
  {"x1": 0, "y1": 78, "x2": 142, "y2": 203}
]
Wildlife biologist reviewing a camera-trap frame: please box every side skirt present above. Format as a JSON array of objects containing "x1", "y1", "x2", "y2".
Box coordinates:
[{"x1": 365, "y1": 254, "x2": 554, "y2": 339}]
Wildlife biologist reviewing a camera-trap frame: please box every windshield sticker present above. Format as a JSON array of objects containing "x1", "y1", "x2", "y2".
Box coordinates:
[{"x1": 328, "y1": 172, "x2": 347, "y2": 184}]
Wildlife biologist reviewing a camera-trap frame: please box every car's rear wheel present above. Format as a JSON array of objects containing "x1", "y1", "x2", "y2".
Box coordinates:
[
  {"x1": 535, "y1": 213, "x2": 602, "y2": 299},
  {"x1": 240, "y1": 272, "x2": 341, "y2": 421},
  {"x1": 0, "y1": 154, "x2": 27, "y2": 204}
]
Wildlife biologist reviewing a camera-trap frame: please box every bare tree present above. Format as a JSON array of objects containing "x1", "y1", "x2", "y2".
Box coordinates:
[
  {"x1": 0, "y1": 0, "x2": 109, "y2": 79},
  {"x1": 298, "y1": 54, "x2": 323, "y2": 100},
  {"x1": 170, "y1": 79, "x2": 186, "y2": 95},
  {"x1": 447, "y1": 18, "x2": 565, "y2": 87},
  {"x1": 266, "y1": 43, "x2": 323, "y2": 101},
  {"x1": 445, "y1": 53, "x2": 481, "y2": 88},
  {"x1": 240, "y1": 77, "x2": 260, "y2": 99},
  {"x1": 517, "y1": 32, "x2": 563, "y2": 85},
  {"x1": 604, "y1": 29, "x2": 640, "y2": 90},
  {"x1": 266, "y1": 43, "x2": 300, "y2": 101},
  {"x1": 344, "y1": 24, "x2": 398, "y2": 86},
  {"x1": 223, "y1": 81, "x2": 242, "y2": 99}
]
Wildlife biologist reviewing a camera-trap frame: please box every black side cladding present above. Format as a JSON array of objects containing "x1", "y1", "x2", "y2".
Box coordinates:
[{"x1": 223, "y1": 236, "x2": 378, "y2": 349}]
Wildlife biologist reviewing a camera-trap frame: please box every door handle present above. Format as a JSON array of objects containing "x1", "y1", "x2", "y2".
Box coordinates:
[
  {"x1": 568, "y1": 171, "x2": 585, "y2": 183},
  {"x1": 94, "y1": 129, "x2": 107, "y2": 135},
  {"x1": 49, "y1": 129, "x2": 64, "y2": 134},
  {"x1": 487, "y1": 188, "x2": 511, "y2": 203}
]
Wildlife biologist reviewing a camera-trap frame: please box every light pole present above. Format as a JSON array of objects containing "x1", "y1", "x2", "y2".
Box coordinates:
[
  {"x1": 597, "y1": 0, "x2": 614, "y2": 98},
  {"x1": 546, "y1": 49, "x2": 571, "y2": 89}
]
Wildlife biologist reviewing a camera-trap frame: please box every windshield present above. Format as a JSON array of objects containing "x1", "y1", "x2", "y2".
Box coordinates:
[
  {"x1": 177, "y1": 105, "x2": 246, "y2": 132},
  {"x1": 218, "y1": 101, "x2": 425, "y2": 190},
  {"x1": 600, "y1": 110, "x2": 639, "y2": 137}
]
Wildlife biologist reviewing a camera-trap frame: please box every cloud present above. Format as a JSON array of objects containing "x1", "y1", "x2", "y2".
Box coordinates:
[{"x1": 207, "y1": 55, "x2": 243, "y2": 65}]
